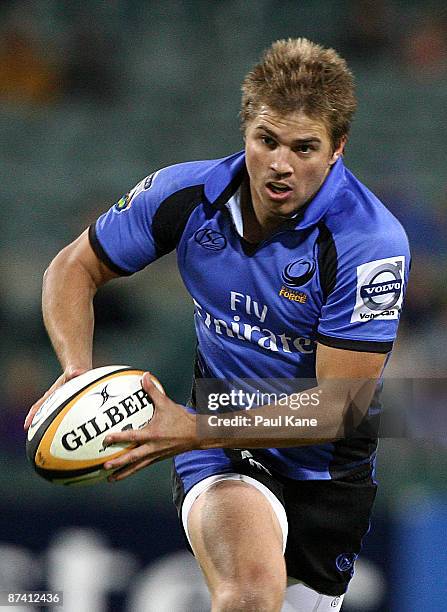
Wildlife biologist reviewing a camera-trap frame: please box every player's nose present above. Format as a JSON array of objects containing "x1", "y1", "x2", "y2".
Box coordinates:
[{"x1": 269, "y1": 147, "x2": 293, "y2": 176}]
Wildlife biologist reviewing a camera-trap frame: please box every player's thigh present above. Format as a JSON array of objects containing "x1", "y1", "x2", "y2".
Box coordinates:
[{"x1": 187, "y1": 478, "x2": 287, "y2": 593}]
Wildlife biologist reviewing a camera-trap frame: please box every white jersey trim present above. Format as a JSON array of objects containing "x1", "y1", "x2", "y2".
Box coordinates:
[{"x1": 181, "y1": 472, "x2": 288, "y2": 553}]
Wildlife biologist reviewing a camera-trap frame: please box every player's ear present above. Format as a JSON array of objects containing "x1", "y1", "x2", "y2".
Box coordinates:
[{"x1": 329, "y1": 135, "x2": 347, "y2": 165}]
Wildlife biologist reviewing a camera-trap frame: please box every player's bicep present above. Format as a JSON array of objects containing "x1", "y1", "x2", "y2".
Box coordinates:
[
  {"x1": 316, "y1": 342, "x2": 386, "y2": 416},
  {"x1": 59, "y1": 228, "x2": 121, "y2": 288},
  {"x1": 316, "y1": 342, "x2": 386, "y2": 380}
]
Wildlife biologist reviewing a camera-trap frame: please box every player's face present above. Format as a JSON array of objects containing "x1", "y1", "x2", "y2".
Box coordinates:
[{"x1": 244, "y1": 107, "x2": 345, "y2": 228}]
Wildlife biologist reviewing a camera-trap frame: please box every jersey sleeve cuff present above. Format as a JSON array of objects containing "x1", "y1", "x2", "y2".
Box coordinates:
[
  {"x1": 88, "y1": 224, "x2": 133, "y2": 276},
  {"x1": 316, "y1": 332, "x2": 393, "y2": 354}
]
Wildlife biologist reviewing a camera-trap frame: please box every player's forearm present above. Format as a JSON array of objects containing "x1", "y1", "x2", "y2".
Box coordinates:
[{"x1": 42, "y1": 251, "x2": 97, "y2": 371}]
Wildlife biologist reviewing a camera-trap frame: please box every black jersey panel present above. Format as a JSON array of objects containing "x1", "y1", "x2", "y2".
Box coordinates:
[
  {"x1": 316, "y1": 332, "x2": 393, "y2": 354},
  {"x1": 151, "y1": 185, "x2": 204, "y2": 257},
  {"x1": 317, "y1": 221, "x2": 338, "y2": 302}
]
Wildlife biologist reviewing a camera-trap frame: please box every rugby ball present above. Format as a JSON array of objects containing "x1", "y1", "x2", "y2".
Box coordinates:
[{"x1": 26, "y1": 365, "x2": 163, "y2": 485}]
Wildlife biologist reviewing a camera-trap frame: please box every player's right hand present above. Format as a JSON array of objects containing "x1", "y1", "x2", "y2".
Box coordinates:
[{"x1": 24, "y1": 366, "x2": 88, "y2": 430}]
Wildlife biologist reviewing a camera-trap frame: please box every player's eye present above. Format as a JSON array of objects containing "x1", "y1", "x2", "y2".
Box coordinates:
[
  {"x1": 295, "y1": 144, "x2": 314, "y2": 154},
  {"x1": 261, "y1": 135, "x2": 276, "y2": 147}
]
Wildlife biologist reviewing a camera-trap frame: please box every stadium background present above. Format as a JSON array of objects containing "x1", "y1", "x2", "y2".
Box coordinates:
[{"x1": 1, "y1": 1, "x2": 446, "y2": 610}]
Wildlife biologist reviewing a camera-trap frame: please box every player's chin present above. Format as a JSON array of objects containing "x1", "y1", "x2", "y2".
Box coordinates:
[
  {"x1": 264, "y1": 191, "x2": 304, "y2": 213},
  {"x1": 269, "y1": 198, "x2": 304, "y2": 219}
]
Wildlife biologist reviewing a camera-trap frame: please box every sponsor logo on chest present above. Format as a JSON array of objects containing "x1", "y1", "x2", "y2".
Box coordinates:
[{"x1": 278, "y1": 257, "x2": 315, "y2": 303}]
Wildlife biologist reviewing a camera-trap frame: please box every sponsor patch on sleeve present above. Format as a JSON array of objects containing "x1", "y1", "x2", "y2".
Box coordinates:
[
  {"x1": 350, "y1": 256, "x2": 405, "y2": 322},
  {"x1": 113, "y1": 172, "x2": 156, "y2": 213}
]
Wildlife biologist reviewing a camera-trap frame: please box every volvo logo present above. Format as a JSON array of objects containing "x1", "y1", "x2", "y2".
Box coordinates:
[
  {"x1": 282, "y1": 258, "x2": 316, "y2": 288},
  {"x1": 194, "y1": 228, "x2": 227, "y2": 251},
  {"x1": 360, "y1": 261, "x2": 402, "y2": 311}
]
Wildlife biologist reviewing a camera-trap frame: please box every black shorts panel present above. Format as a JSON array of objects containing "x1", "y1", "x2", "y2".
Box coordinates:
[
  {"x1": 171, "y1": 450, "x2": 376, "y2": 597},
  {"x1": 282, "y1": 475, "x2": 377, "y2": 596}
]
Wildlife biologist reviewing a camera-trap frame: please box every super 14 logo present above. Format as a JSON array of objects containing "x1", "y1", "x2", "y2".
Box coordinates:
[{"x1": 351, "y1": 256, "x2": 405, "y2": 322}]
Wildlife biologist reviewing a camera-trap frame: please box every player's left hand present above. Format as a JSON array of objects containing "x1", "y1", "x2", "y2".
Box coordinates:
[{"x1": 103, "y1": 372, "x2": 198, "y2": 481}]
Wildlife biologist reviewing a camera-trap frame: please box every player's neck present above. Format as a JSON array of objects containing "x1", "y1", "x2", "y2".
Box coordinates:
[{"x1": 240, "y1": 177, "x2": 284, "y2": 243}]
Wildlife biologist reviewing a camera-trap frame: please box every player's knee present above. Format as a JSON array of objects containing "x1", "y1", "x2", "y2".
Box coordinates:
[
  {"x1": 214, "y1": 586, "x2": 284, "y2": 612},
  {"x1": 213, "y1": 569, "x2": 286, "y2": 611}
]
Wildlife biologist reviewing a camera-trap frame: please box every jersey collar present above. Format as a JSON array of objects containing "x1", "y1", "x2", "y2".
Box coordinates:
[
  {"x1": 292, "y1": 156, "x2": 346, "y2": 230},
  {"x1": 203, "y1": 150, "x2": 346, "y2": 230},
  {"x1": 203, "y1": 151, "x2": 246, "y2": 207}
]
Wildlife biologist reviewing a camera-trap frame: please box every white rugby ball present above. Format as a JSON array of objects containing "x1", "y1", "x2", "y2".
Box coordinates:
[{"x1": 26, "y1": 365, "x2": 163, "y2": 485}]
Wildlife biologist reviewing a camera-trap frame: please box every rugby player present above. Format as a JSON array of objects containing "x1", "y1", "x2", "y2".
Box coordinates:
[{"x1": 25, "y1": 39, "x2": 410, "y2": 611}]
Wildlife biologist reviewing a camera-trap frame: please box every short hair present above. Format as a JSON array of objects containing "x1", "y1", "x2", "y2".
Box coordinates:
[{"x1": 241, "y1": 38, "x2": 356, "y2": 148}]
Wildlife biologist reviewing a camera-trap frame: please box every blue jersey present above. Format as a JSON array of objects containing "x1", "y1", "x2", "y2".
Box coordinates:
[{"x1": 90, "y1": 151, "x2": 410, "y2": 481}]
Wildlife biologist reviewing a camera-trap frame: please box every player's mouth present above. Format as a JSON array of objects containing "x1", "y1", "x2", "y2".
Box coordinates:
[{"x1": 265, "y1": 181, "x2": 293, "y2": 201}]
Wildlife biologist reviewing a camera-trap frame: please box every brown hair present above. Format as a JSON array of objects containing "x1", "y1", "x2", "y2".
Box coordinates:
[{"x1": 241, "y1": 38, "x2": 356, "y2": 148}]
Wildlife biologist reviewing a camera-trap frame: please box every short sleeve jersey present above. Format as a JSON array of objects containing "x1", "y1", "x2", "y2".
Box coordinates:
[{"x1": 90, "y1": 151, "x2": 410, "y2": 480}]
